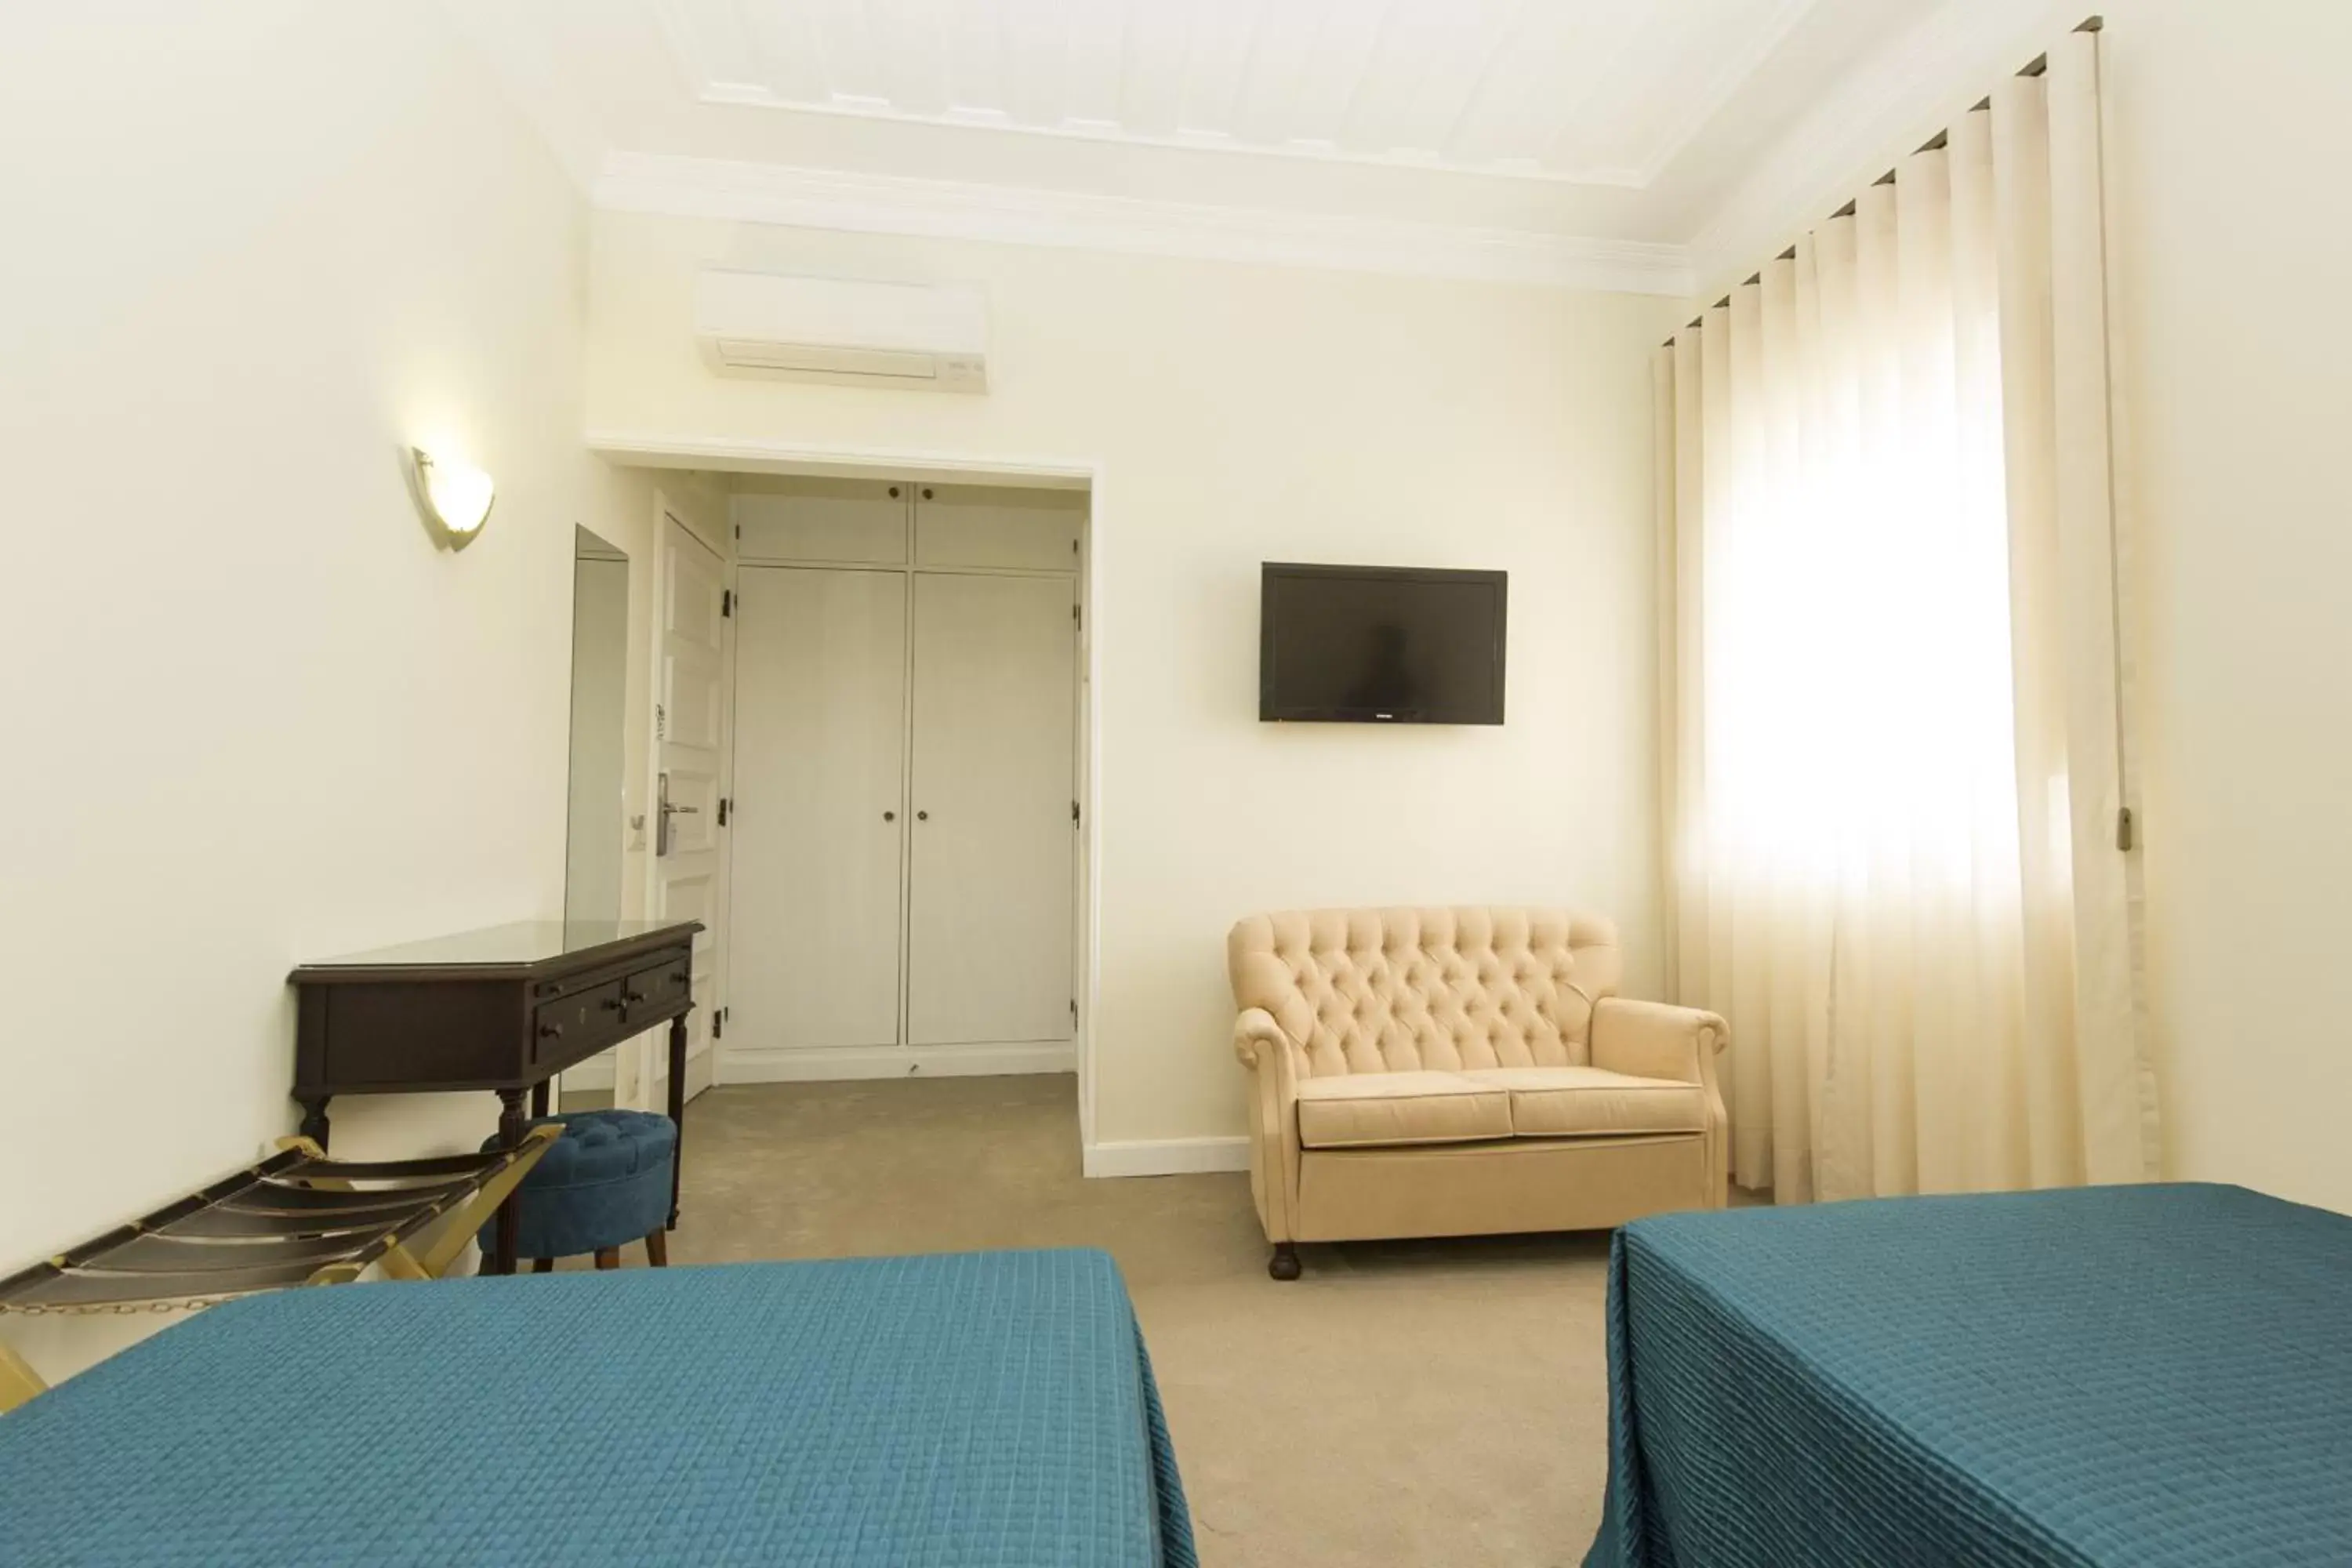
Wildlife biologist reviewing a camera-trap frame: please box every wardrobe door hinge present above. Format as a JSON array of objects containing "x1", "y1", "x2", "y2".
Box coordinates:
[
  {"x1": 712, "y1": 1011, "x2": 723, "y2": 1040},
  {"x1": 722, "y1": 589, "x2": 734, "y2": 618},
  {"x1": 1071, "y1": 799, "x2": 1080, "y2": 826},
  {"x1": 2116, "y1": 806, "x2": 2135, "y2": 851},
  {"x1": 1070, "y1": 999, "x2": 1079, "y2": 1028},
  {"x1": 717, "y1": 797, "x2": 731, "y2": 826}
]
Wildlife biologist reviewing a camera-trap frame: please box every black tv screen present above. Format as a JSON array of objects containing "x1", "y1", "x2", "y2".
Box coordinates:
[{"x1": 1259, "y1": 563, "x2": 1507, "y2": 724}]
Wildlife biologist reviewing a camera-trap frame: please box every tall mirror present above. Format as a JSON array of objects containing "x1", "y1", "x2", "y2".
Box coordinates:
[{"x1": 564, "y1": 525, "x2": 630, "y2": 925}]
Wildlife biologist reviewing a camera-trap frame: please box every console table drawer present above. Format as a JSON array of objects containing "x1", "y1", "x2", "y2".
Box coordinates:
[
  {"x1": 624, "y1": 952, "x2": 693, "y2": 1018},
  {"x1": 533, "y1": 981, "x2": 624, "y2": 1065}
]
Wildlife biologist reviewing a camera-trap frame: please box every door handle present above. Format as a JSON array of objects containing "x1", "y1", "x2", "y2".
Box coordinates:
[{"x1": 655, "y1": 773, "x2": 700, "y2": 856}]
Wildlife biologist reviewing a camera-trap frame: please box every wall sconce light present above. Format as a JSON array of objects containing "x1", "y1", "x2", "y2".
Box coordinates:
[{"x1": 409, "y1": 447, "x2": 496, "y2": 550}]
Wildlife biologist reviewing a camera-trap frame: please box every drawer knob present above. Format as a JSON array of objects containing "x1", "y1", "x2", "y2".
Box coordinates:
[
  {"x1": 621, "y1": 990, "x2": 645, "y2": 1006},
  {"x1": 537, "y1": 1022, "x2": 564, "y2": 1040},
  {"x1": 669, "y1": 971, "x2": 688, "y2": 985},
  {"x1": 599, "y1": 996, "x2": 624, "y2": 1012}
]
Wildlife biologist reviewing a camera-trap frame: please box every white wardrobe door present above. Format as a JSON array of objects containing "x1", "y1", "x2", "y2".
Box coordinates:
[
  {"x1": 731, "y1": 567, "x2": 907, "y2": 1051},
  {"x1": 907, "y1": 573, "x2": 1077, "y2": 1047}
]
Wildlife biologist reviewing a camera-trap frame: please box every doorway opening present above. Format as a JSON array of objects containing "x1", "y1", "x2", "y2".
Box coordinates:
[{"x1": 581, "y1": 445, "x2": 1100, "y2": 1152}]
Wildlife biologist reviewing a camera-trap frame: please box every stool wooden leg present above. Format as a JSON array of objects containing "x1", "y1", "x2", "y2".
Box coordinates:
[
  {"x1": 593, "y1": 1247, "x2": 620, "y2": 1271},
  {"x1": 531, "y1": 1258, "x2": 554, "y2": 1275},
  {"x1": 644, "y1": 1229, "x2": 669, "y2": 1268}
]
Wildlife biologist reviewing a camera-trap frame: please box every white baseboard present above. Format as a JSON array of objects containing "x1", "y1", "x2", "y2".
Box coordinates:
[
  {"x1": 721, "y1": 1041, "x2": 1076, "y2": 1083},
  {"x1": 1083, "y1": 1137, "x2": 1250, "y2": 1178}
]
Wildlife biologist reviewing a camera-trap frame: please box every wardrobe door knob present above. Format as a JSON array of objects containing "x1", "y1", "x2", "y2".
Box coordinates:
[
  {"x1": 884, "y1": 810, "x2": 896, "y2": 822},
  {"x1": 916, "y1": 810, "x2": 929, "y2": 822}
]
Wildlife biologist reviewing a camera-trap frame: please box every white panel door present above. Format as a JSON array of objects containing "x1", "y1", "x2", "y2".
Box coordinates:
[
  {"x1": 731, "y1": 568, "x2": 909, "y2": 1051},
  {"x1": 654, "y1": 514, "x2": 729, "y2": 1091},
  {"x1": 907, "y1": 572, "x2": 1078, "y2": 1047}
]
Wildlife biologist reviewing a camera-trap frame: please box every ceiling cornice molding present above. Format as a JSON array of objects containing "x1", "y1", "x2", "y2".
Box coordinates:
[
  {"x1": 593, "y1": 152, "x2": 1693, "y2": 297},
  {"x1": 1687, "y1": 0, "x2": 2082, "y2": 296}
]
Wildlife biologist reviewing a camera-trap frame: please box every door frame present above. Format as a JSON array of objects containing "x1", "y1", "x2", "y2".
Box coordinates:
[
  {"x1": 641, "y1": 489, "x2": 735, "y2": 1111},
  {"x1": 596, "y1": 434, "x2": 1105, "y2": 1155}
]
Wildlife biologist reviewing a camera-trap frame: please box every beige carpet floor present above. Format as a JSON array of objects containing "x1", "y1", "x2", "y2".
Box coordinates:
[{"x1": 650, "y1": 1075, "x2": 1618, "y2": 1568}]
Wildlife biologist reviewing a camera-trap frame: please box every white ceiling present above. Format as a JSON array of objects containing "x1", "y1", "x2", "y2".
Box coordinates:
[
  {"x1": 449, "y1": 0, "x2": 2078, "y2": 293},
  {"x1": 664, "y1": 0, "x2": 1818, "y2": 188}
]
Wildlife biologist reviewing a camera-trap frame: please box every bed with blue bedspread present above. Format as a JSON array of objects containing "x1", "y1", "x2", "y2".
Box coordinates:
[
  {"x1": 1588, "y1": 1183, "x2": 2352, "y2": 1567},
  {"x1": 0, "y1": 1247, "x2": 1196, "y2": 1567}
]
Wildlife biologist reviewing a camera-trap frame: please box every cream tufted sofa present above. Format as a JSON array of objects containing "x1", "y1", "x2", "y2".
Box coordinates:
[{"x1": 1230, "y1": 908, "x2": 1728, "y2": 1278}]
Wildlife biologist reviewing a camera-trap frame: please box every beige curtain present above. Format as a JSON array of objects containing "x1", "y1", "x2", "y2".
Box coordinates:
[{"x1": 1654, "y1": 29, "x2": 2160, "y2": 1203}]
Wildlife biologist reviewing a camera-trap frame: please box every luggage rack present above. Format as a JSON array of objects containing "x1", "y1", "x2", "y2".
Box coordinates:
[{"x1": 0, "y1": 1126, "x2": 557, "y2": 1412}]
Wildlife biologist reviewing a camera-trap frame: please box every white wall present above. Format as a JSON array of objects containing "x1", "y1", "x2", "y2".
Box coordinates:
[
  {"x1": 2097, "y1": 2, "x2": 2352, "y2": 1212},
  {"x1": 588, "y1": 219, "x2": 1679, "y2": 1148},
  {"x1": 0, "y1": 2, "x2": 644, "y2": 1290}
]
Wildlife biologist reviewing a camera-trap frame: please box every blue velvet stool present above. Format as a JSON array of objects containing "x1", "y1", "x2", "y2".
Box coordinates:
[{"x1": 478, "y1": 1109, "x2": 677, "y2": 1272}]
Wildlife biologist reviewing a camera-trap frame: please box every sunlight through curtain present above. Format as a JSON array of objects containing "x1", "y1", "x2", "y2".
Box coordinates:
[{"x1": 1653, "y1": 29, "x2": 2160, "y2": 1203}]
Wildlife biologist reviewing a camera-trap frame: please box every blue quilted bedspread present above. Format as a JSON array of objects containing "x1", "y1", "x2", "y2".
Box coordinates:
[
  {"x1": 0, "y1": 1248, "x2": 1196, "y2": 1567},
  {"x1": 1587, "y1": 1183, "x2": 2352, "y2": 1567}
]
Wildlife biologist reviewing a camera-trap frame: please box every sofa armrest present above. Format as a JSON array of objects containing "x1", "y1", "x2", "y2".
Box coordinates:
[
  {"x1": 1233, "y1": 1007, "x2": 1298, "y2": 1076},
  {"x1": 1589, "y1": 996, "x2": 1727, "y2": 1085},
  {"x1": 1232, "y1": 1008, "x2": 1304, "y2": 1243},
  {"x1": 1592, "y1": 996, "x2": 1730, "y2": 1207}
]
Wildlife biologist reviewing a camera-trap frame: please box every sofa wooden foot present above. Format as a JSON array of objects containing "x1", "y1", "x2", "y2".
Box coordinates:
[{"x1": 1269, "y1": 1243, "x2": 1301, "y2": 1281}]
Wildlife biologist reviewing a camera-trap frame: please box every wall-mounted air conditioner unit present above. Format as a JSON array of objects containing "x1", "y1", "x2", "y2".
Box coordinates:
[{"x1": 693, "y1": 270, "x2": 989, "y2": 393}]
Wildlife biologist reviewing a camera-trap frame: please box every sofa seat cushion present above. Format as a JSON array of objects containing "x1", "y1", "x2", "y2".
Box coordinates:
[
  {"x1": 1465, "y1": 1066, "x2": 1708, "y2": 1138},
  {"x1": 1294, "y1": 1071, "x2": 1513, "y2": 1149}
]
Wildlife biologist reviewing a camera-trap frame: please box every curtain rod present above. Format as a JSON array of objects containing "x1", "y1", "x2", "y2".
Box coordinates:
[{"x1": 1664, "y1": 15, "x2": 2102, "y2": 344}]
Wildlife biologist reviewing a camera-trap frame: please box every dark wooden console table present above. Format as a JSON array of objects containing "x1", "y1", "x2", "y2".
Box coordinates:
[{"x1": 289, "y1": 919, "x2": 704, "y2": 1276}]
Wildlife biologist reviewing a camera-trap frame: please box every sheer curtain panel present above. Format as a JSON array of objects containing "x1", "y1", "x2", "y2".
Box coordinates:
[{"x1": 1654, "y1": 27, "x2": 2159, "y2": 1203}]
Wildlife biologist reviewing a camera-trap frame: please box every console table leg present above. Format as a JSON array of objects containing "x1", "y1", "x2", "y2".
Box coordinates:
[
  {"x1": 490, "y1": 1087, "x2": 528, "y2": 1276},
  {"x1": 666, "y1": 1012, "x2": 688, "y2": 1230},
  {"x1": 296, "y1": 1097, "x2": 332, "y2": 1151}
]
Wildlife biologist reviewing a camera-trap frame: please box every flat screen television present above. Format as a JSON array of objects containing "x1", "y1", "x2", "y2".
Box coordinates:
[{"x1": 1259, "y1": 563, "x2": 1507, "y2": 724}]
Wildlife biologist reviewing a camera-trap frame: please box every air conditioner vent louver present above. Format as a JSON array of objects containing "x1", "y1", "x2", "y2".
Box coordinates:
[
  {"x1": 714, "y1": 340, "x2": 940, "y2": 379},
  {"x1": 695, "y1": 271, "x2": 987, "y2": 394}
]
